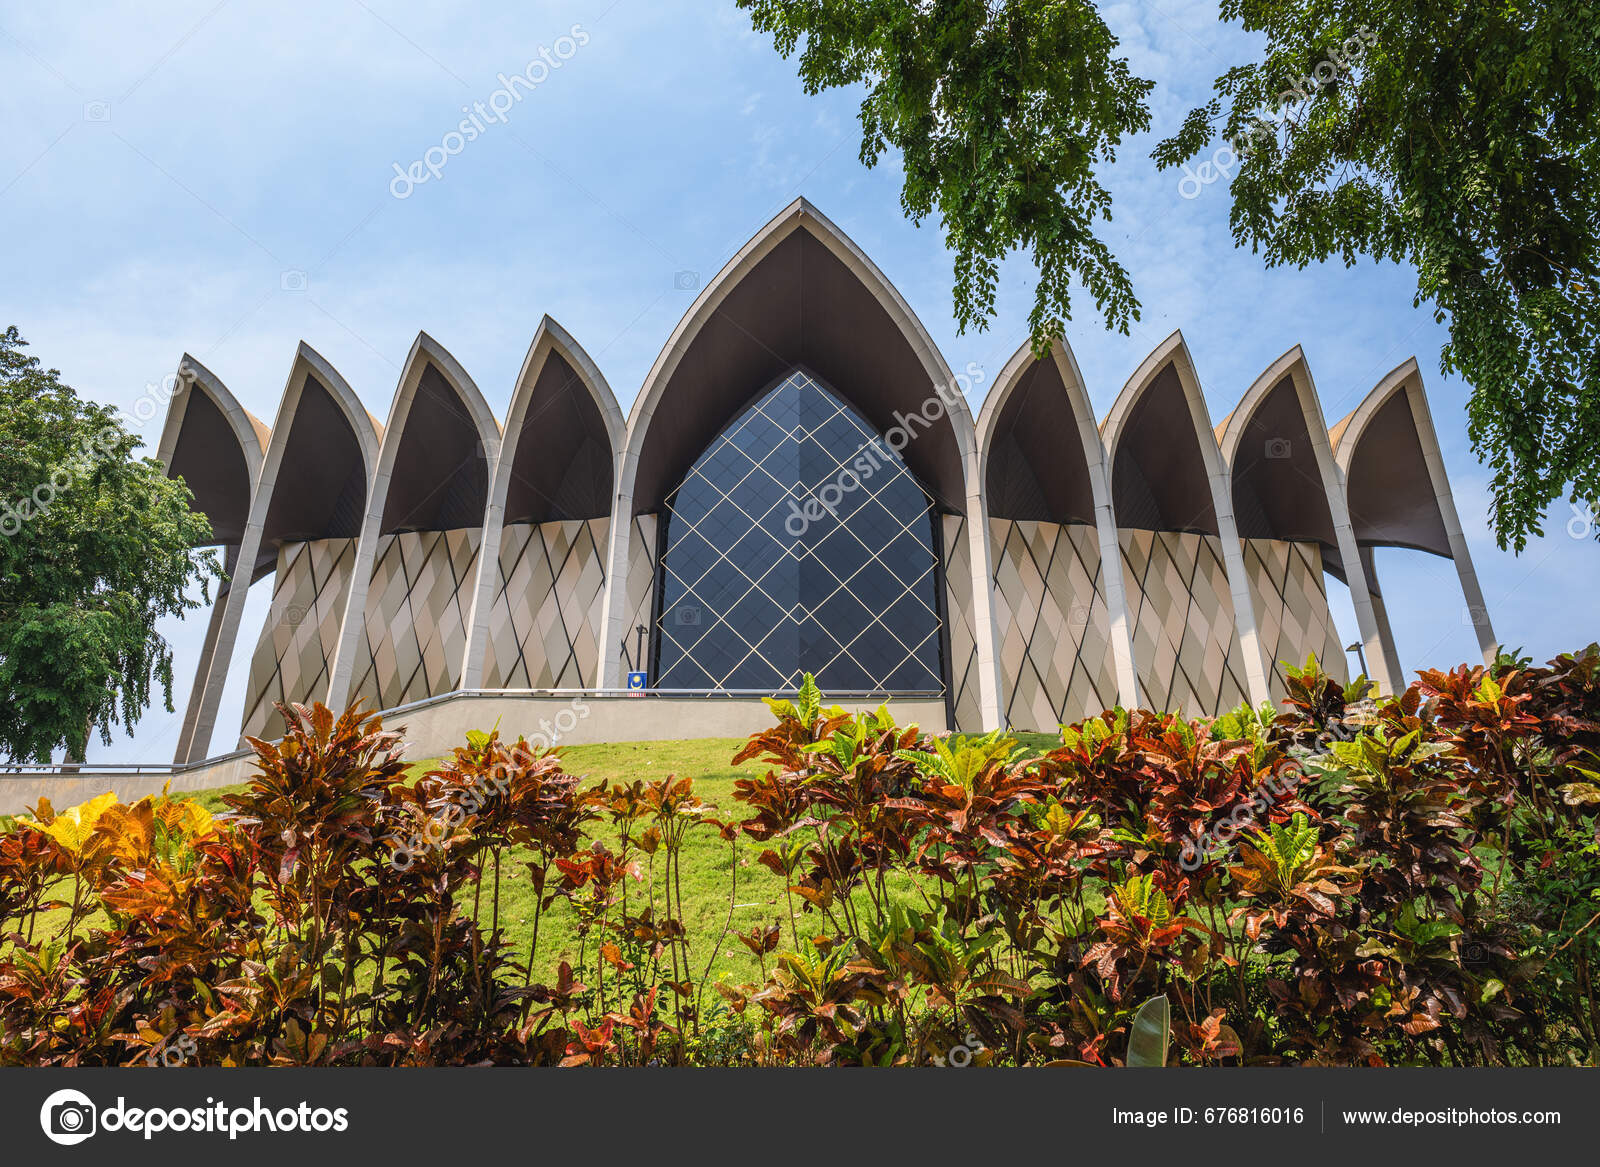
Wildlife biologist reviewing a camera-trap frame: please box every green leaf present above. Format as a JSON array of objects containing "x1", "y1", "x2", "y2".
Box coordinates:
[{"x1": 1126, "y1": 994, "x2": 1170, "y2": 1067}]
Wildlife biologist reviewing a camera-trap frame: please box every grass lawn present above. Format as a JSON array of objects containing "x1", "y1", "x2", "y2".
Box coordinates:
[{"x1": 9, "y1": 729, "x2": 1069, "y2": 997}]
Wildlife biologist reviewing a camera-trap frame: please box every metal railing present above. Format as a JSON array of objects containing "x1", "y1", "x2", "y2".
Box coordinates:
[
  {"x1": 1, "y1": 688, "x2": 946, "y2": 776},
  {"x1": 0, "y1": 749, "x2": 252, "y2": 779}
]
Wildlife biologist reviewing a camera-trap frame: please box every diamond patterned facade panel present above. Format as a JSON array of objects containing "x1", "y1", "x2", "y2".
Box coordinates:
[
  {"x1": 1119, "y1": 529, "x2": 1249, "y2": 717},
  {"x1": 482, "y1": 518, "x2": 609, "y2": 689},
  {"x1": 943, "y1": 514, "x2": 980, "y2": 732},
  {"x1": 347, "y1": 529, "x2": 481, "y2": 713},
  {"x1": 990, "y1": 519, "x2": 1118, "y2": 731},
  {"x1": 241, "y1": 537, "x2": 357, "y2": 743},
  {"x1": 623, "y1": 514, "x2": 658, "y2": 675},
  {"x1": 1243, "y1": 538, "x2": 1347, "y2": 695}
]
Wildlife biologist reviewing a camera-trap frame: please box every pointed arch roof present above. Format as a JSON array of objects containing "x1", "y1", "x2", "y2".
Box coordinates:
[
  {"x1": 1101, "y1": 331, "x2": 1226, "y2": 535},
  {"x1": 976, "y1": 337, "x2": 1104, "y2": 525},
  {"x1": 621, "y1": 198, "x2": 973, "y2": 514},
  {"x1": 497, "y1": 315, "x2": 622, "y2": 525},
  {"x1": 1331, "y1": 358, "x2": 1453, "y2": 558},
  {"x1": 246, "y1": 342, "x2": 380, "y2": 580},
  {"x1": 1219, "y1": 346, "x2": 1348, "y2": 580},
  {"x1": 371, "y1": 332, "x2": 501, "y2": 535},
  {"x1": 156, "y1": 354, "x2": 268, "y2": 548}
]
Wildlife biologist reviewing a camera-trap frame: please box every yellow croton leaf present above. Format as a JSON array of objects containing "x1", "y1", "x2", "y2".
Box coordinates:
[{"x1": 37, "y1": 792, "x2": 120, "y2": 856}]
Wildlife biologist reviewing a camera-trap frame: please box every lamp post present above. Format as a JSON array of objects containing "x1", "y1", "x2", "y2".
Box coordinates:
[
  {"x1": 1346, "y1": 641, "x2": 1368, "y2": 678},
  {"x1": 635, "y1": 624, "x2": 647, "y2": 677}
]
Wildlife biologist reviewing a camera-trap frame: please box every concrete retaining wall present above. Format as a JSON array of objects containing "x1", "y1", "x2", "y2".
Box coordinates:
[
  {"x1": 0, "y1": 753, "x2": 258, "y2": 818},
  {"x1": 0, "y1": 693, "x2": 949, "y2": 816}
]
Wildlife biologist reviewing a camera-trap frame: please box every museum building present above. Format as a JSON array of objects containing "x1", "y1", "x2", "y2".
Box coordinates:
[{"x1": 156, "y1": 199, "x2": 1497, "y2": 761}]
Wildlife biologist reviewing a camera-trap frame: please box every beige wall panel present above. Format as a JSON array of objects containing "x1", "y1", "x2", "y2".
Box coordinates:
[
  {"x1": 1119, "y1": 529, "x2": 1249, "y2": 717},
  {"x1": 241, "y1": 537, "x2": 358, "y2": 743},
  {"x1": 483, "y1": 518, "x2": 610, "y2": 689},
  {"x1": 1243, "y1": 538, "x2": 1348, "y2": 696},
  {"x1": 989, "y1": 518, "x2": 1118, "y2": 731},
  {"x1": 943, "y1": 514, "x2": 981, "y2": 732}
]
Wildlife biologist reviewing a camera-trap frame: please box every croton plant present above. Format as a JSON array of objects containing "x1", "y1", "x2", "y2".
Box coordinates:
[{"x1": 1, "y1": 645, "x2": 1596, "y2": 1066}]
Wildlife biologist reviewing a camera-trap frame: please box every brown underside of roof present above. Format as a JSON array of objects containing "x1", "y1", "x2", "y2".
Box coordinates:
[
  {"x1": 1111, "y1": 362, "x2": 1219, "y2": 536},
  {"x1": 1230, "y1": 375, "x2": 1346, "y2": 581},
  {"x1": 630, "y1": 227, "x2": 965, "y2": 514},
  {"x1": 168, "y1": 389, "x2": 252, "y2": 548},
  {"x1": 1345, "y1": 390, "x2": 1451, "y2": 558},
  {"x1": 255, "y1": 374, "x2": 370, "y2": 579},
  {"x1": 502, "y1": 351, "x2": 613, "y2": 525},
  {"x1": 379, "y1": 362, "x2": 490, "y2": 535},
  {"x1": 984, "y1": 355, "x2": 1096, "y2": 526}
]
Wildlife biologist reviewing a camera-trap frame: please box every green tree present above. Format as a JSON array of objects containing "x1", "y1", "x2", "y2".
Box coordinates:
[
  {"x1": 0, "y1": 326, "x2": 221, "y2": 762},
  {"x1": 1153, "y1": 1, "x2": 1599, "y2": 551},
  {"x1": 737, "y1": 0, "x2": 1153, "y2": 347}
]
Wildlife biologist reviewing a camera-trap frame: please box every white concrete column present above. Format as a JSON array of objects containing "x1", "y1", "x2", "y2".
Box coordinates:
[
  {"x1": 1174, "y1": 346, "x2": 1273, "y2": 709},
  {"x1": 1405, "y1": 382, "x2": 1498, "y2": 664},
  {"x1": 595, "y1": 456, "x2": 638, "y2": 690},
  {"x1": 457, "y1": 496, "x2": 504, "y2": 691},
  {"x1": 1358, "y1": 546, "x2": 1407, "y2": 693},
  {"x1": 183, "y1": 525, "x2": 264, "y2": 761},
  {"x1": 963, "y1": 468, "x2": 1006, "y2": 732},
  {"x1": 174, "y1": 546, "x2": 238, "y2": 763}
]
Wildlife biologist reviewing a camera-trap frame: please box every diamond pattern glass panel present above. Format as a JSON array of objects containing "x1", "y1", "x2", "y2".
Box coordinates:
[{"x1": 654, "y1": 369, "x2": 944, "y2": 692}]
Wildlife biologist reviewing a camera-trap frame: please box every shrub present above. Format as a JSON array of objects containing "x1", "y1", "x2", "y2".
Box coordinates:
[{"x1": 1, "y1": 645, "x2": 1597, "y2": 1066}]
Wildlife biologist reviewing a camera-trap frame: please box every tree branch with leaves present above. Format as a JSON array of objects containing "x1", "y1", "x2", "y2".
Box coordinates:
[
  {"x1": 1153, "y1": 0, "x2": 1600, "y2": 550},
  {"x1": 0, "y1": 326, "x2": 222, "y2": 762},
  {"x1": 739, "y1": 0, "x2": 1153, "y2": 351}
]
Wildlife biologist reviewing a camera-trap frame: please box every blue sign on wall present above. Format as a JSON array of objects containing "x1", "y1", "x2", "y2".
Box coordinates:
[{"x1": 626, "y1": 672, "x2": 648, "y2": 692}]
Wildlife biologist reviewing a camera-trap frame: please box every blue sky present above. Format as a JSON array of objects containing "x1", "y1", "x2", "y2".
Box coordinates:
[{"x1": 3, "y1": 0, "x2": 1593, "y2": 763}]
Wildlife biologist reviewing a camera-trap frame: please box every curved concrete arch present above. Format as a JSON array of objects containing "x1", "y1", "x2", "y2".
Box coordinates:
[
  {"x1": 975, "y1": 337, "x2": 1139, "y2": 710},
  {"x1": 175, "y1": 343, "x2": 380, "y2": 761},
  {"x1": 157, "y1": 354, "x2": 269, "y2": 765},
  {"x1": 1219, "y1": 347, "x2": 1392, "y2": 692},
  {"x1": 598, "y1": 199, "x2": 1002, "y2": 728},
  {"x1": 1101, "y1": 331, "x2": 1271, "y2": 709},
  {"x1": 156, "y1": 353, "x2": 268, "y2": 547},
  {"x1": 1331, "y1": 358, "x2": 1496, "y2": 679},
  {"x1": 325, "y1": 332, "x2": 502, "y2": 710},
  {"x1": 459, "y1": 315, "x2": 624, "y2": 688}
]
